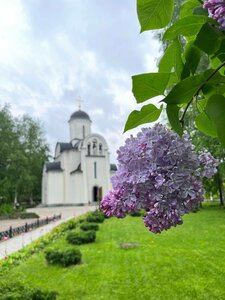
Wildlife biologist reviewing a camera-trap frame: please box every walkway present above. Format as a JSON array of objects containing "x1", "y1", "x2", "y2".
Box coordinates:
[{"x1": 0, "y1": 205, "x2": 96, "y2": 259}]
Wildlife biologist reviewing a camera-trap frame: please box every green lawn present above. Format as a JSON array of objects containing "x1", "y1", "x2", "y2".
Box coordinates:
[{"x1": 2, "y1": 204, "x2": 225, "y2": 300}]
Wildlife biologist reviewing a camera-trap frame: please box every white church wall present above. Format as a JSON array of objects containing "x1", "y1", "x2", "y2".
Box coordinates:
[
  {"x1": 70, "y1": 173, "x2": 85, "y2": 204},
  {"x1": 41, "y1": 167, "x2": 48, "y2": 205},
  {"x1": 69, "y1": 118, "x2": 91, "y2": 141},
  {"x1": 85, "y1": 156, "x2": 110, "y2": 203},
  {"x1": 47, "y1": 172, "x2": 64, "y2": 205}
]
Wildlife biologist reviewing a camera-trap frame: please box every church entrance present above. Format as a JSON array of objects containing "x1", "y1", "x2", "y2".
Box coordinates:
[{"x1": 93, "y1": 186, "x2": 102, "y2": 202}]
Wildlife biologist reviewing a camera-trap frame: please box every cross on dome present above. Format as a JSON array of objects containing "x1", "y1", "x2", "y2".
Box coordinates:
[{"x1": 77, "y1": 96, "x2": 83, "y2": 110}]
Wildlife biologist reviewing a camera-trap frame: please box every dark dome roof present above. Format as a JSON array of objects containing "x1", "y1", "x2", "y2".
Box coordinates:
[{"x1": 70, "y1": 110, "x2": 91, "y2": 121}]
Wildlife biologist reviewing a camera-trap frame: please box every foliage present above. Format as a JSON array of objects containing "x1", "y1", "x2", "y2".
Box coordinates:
[
  {"x1": 19, "y1": 212, "x2": 40, "y2": 219},
  {"x1": 64, "y1": 219, "x2": 77, "y2": 230},
  {"x1": 45, "y1": 249, "x2": 63, "y2": 265},
  {"x1": 86, "y1": 211, "x2": 105, "y2": 223},
  {"x1": 2, "y1": 205, "x2": 225, "y2": 299},
  {"x1": 0, "y1": 216, "x2": 84, "y2": 273},
  {"x1": 61, "y1": 248, "x2": 82, "y2": 267},
  {"x1": 0, "y1": 104, "x2": 49, "y2": 206},
  {"x1": 66, "y1": 230, "x2": 96, "y2": 245},
  {"x1": 124, "y1": 0, "x2": 225, "y2": 150},
  {"x1": 45, "y1": 248, "x2": 81, "y2": 267},
  {"x1": 80, "y1": 222, "x2": 99, "y2": 231},
  {"x1": 0, "y1": 279, "x2": 58, "y2": 300},
  {"x1": 0, "y1": 203, "x2": 16, "y2": 216}
]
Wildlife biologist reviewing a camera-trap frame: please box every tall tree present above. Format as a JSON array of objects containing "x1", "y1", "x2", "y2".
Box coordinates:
[{"x1": 0, "y1": 105, "x2": 49, "y2": 206}]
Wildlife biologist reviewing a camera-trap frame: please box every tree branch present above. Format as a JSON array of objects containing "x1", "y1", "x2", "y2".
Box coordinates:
[{"x1": 180, "y1": 61, "x2": 225, "y2": 128}]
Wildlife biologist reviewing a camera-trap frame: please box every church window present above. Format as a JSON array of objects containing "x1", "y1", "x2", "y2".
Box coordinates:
[
  {"x1": 83, "y1": 126, "x2": 85, "y2": 138},
  {"x1": 93, "y1": 139, "x2": 97, "y2": 155},
  {"x1": 99, "y1": 143, "x2": 103, "y2": 155},
  {"x1": 87, "y1": 143, "x2": 91, "y2": 155},
  {"x1": 94, "y1": 162, "x2": 97, "y2": 178}
]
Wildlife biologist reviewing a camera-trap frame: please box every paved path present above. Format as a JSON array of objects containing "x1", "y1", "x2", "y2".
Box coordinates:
[{"x1": 0, "y1": 205, "x2": 96, "y2": 260}]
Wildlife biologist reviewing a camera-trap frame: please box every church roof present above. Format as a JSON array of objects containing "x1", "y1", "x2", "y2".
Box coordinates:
[
  {"x1": 59, "y1": 143, "x2": 73, "y2": 152},
  {"x1": 69, "y1": 110, "x2": 91, "y2": 122},
  {"x1": 46, "y1": 161, "x2": 62, "y2": 172}
]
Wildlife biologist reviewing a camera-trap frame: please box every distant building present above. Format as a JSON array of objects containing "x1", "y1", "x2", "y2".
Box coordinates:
[{"x1": 42, "y1": 108, "x2": 116, "y2": 206}]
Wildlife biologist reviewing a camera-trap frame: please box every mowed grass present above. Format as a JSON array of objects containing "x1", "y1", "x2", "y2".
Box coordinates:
[{"x1": 3, "y1": 204, "x2": 225, "y2": 300}]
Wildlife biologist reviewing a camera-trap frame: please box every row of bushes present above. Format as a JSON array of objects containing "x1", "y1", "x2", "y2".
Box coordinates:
[
  {"x1": 0, "y1": 279, "x2": 58, "y2": 300},
  {"x1": 44, "y1": 210, "x2": 105, "y2": 268},
  {"x1": 45, "y1": 248, "x2": 81, "y2": 267},
  {"x1": 0, "y1": 210, "x2": 107, "y2": 299},
  {"x1": 0, "y1": 215, "x2": 83, "y2": 272}
]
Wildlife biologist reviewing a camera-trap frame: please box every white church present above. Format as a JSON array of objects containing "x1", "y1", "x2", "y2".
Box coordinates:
[{"x1": 42, "y1": 107, "x2": 117, "y2": 206}]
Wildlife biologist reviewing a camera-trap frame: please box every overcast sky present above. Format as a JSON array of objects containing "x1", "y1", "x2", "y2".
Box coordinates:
[{"x1": 0, "y1": 0, "x2": 162, "y2": 163}]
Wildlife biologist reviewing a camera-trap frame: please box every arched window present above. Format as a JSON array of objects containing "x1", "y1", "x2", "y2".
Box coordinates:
[
  {"x1": 83, "y1": 125, "x2": 85, "y2": 138},
  {"x1": 92, "y1": 139, "x2": 97, "y2": 155},
  {"x1": 99, "y1": 143, "x2": 103, "y2": 155},
  {"x1": 87, "y1": 143, "x2": 91, "y2": 155}
]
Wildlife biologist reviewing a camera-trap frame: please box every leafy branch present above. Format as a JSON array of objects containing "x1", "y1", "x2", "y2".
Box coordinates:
[{"x1": 180, "y1": 61, "x2": 225, "y2": 127}]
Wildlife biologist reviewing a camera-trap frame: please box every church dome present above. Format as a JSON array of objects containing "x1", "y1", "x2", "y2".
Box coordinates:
[{"x1": 70, "y1": 110, "x2": 91, "y2": 122}]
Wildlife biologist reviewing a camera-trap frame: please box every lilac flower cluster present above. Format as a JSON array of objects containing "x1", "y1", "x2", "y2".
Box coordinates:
[
  {"x1": 203, "y1": 0, "x2": 225, "y2": 29},
  {"x1": 100, "y1": 124, "x2": 218, "y2": 234}
]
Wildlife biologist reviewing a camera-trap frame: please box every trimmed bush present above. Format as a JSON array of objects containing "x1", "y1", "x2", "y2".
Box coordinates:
[
  {"x1": 0, "y1": 280, "x2": 58, "y2": 300},
  {"x1": 45, "y1": 248, "x2": 81, "y2": 267},
  {"x1": 80, "y1": 222, "x2": 99, "y2": 231},
  {"x1": 86, "y1": 211, "x2": 104, "y2": 223},
  {"x1": 61, "y1": 249, "x2": 82, "y2": 267},
  {"x1": 20, "y1": 212, "x2": 39, "y2": 219},
  {"x1": 45, "y1": 249, "x2": 63, "y2": 265},
  {"x1": 66, "y1": 230, "x2": 96, "y2": 245}
]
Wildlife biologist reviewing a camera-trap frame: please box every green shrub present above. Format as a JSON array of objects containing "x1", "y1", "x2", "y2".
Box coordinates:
[
  {"x1": 65, "y1": 219, "x2": 77, "y2": 230},
  {"x1": 45, "y1": 248, "x2": 81, "y2": 267},
  {"x1": 0, "y1": 203, "x2": 15, "y2": 215},
  {"x1": 19, "y1": 212, "x2": 39, "y2": 219},
  {"x1": 66, "y1": 230, "x2": 96, "y2": 245},
  {"x1": 0, "y1": 280, "x2": 58, "y2": 300},
  {"x1": 45, "y1": 249, "x2": 63, "y2": 265},
  {"x1": 80, "y1": 222, "x2": 99, "y2": 231},
  {"x1": 61, "y1": 249, "x2": 82, "y2": 267},
  {"x1": 86, "y1": 211, "x2": 105, "y2": 223},
  {"x1": 130, "y1": 210, "x2": 142, "y2": 217}
]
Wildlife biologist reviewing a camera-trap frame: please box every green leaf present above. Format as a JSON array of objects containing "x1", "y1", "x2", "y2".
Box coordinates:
[
  {"x1": 132, "y1": 73, "x2": 170, "y2": 103},
  {"x1": 137, "y1": 0, "x2": 174, "y2": 32},
  {"x1": 193, "y1": 6, "x2": 208, "y2": 17},
  {"x1": 163, "y1": 73, "x2": 205, "y2": 104},
  {"x1": 214, "y1": 39, "x2": 225, "y2": 63},
  {"x1": 202, "y1": 83, "x2": 225, "y2": 97},
  {"x1": 205, "y1": 95, "x2": 225, "y2": 146},
  {"x1": 124, "y1": 104, "x2": 162, "y2": 132},
  {"x1": 180, "y1": 0, "x2": 199, "y2": 19},
  {"x1": 159, "y1": 39, "x2": 184, "y2": 79},
  {"x1": 163, "y1": 15, "x2": 208, "y2": 40},
  {"x1": 164, "y1": 69, "x2": 225, "y2": 105},
  {"x1": 194, "y1": 23, "x2": 222, "y2": 55},
  {"x1": 195, "y1": 112, "x2": 217, "y2": 137},
  {"x1": 185, "y1": 44, "x2": 202, "y2": 74},
  {"x1": 166, "y1": 104, "x2": 183, "y2": 136}
]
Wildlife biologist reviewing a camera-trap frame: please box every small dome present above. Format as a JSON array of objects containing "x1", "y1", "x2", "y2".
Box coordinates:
[{"x1": 69, "y1": 110, "x2": 91, "y2": 122}]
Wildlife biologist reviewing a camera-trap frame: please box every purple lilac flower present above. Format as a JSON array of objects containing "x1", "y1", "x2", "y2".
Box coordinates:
[
  {"x1": 203, "y1": 0, "x2": 225, "y2": 29},
  {"x1": 100, "y1": 124, "x2": 218, "y2": 234}
]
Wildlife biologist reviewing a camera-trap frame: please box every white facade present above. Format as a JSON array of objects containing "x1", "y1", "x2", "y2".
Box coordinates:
[{"x1": 42, "y1": 110, "x2": 116, "y2": 206}]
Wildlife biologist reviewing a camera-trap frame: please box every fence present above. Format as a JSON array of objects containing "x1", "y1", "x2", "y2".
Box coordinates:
[{"x1": 0, "y1": 214, "x2": 61, "y2": 241}]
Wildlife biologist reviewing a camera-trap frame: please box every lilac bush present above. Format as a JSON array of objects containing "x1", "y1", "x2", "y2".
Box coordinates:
[
  {"x1": 100, "y1": 124, "x2": 218, "y2": 234},
  {"x1": 203, "y1": 0, "x2": 225, "y2": 29}
]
